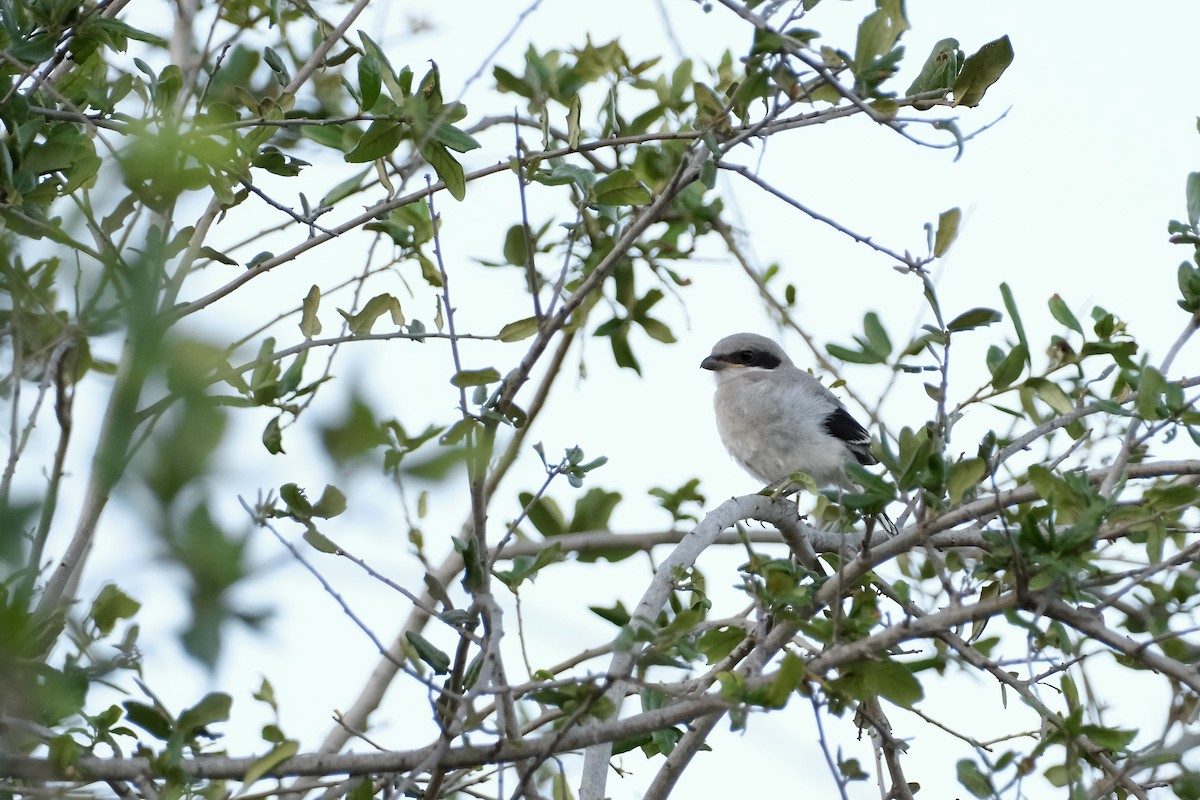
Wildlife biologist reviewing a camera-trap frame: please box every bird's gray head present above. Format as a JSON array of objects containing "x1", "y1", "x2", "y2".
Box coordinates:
[{"x1": 700, "y1": 333, "x2": 794, "y2": 374}]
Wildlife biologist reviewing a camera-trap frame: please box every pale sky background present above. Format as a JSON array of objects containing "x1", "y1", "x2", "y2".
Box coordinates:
[{"x1": 18, "y1": 1, "x2": 1200, "y2": 798}]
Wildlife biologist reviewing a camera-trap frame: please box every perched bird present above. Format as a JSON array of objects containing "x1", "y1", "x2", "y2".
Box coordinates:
[{"x1": 701, "y1": 332, "x2": 876, "y2": 491}]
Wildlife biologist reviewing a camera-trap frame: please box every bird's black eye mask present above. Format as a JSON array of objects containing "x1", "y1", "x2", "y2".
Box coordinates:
[{"x1": 726, "y1": 348, "x2": 782, "y2": 369}]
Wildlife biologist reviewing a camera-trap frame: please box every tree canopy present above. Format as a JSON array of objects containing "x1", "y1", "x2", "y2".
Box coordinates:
[{"x1": 2, "y1": 1, "x2": 1199, "y2": 799}]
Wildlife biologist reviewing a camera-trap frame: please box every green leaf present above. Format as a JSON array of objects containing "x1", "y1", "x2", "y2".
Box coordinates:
[
  {"x1": 199, "y1": 246, "x2": 238, "y2": 266},
  {"x1": 243, "y1": 739, "x2": 299, "y2": 786},
  {"x1": 989, "y1": 343, "x2": 1028, "y2": 390},
  {"x1": 593, "y1": 169, "x2": 652, "y2": 206},
  {"x1": 956, "y1": 759, "x2": 994, "y2": 798},
  {"x1": 344, "y1": 121, "x2": 405, "y2": 163},
  {"x1": 535, "y1": 163, "x2": 596, "y2": 189},
  {"x1": 123, "y1": 701, "x2": 172, "y2": 740},
  {"x1": 845, "y1": 659, "x2": 923, "y2": 707},
  {"x1": 503, "y1": 224, "x2": 530, "y2": 266},
  {"x1": 946, "y1": 307, "x2": 1001, "y2": 332},
  {"x1": 262, "y1": 416, "x2": 284, "y2": 455},
  {"x1": 90, "y1": 584, "x2": 140, "y2": 635},
  {"x1": 494, "y1": 66, "x2": 533, "y2": 97},
  {"x1": 947, "y1": 458, "x2": 987, "y2": 504},
  {"x1": 420, "y1": 140, "x2": 466, "y2": 200},
  {"x1": 405, "y1": 632, "x2": 451, "y2": 673},
  {"x1": 433, "y1": 123, "x2": 481, "y2": 153},
  {"x1": 303, "y1": 528, "x2": 339, "y2": 554},
  {"x1": 906, "y1": 38, "x2": 961, "y2": 95},
  {"x1": 1081, "y1": 725, "x2": 1137, "y2": 752},
  {"x1": 177, "y1": 692, "x2": 232, "y2": 737},
  {"x1": 1137, "y1": 366, "x2": 1165, "y2": 421},
  {"x1": 358, "y1": 53, "x2": 382, "y2": 111},
  {"x1": 1048, "y1": 294, "x2": 1083, "y2": 334},
  {"x1": 262, "y1": 47, "x2": 290, "y2": 86},
  {"x1": 589, "y1": 600, "x2": 631, "y2": 627},
  {"x1": 498, "y1": 316, "x2": 540, "y2": 342},
  {"x1": 934, "y1": 207, "x2": 961, "y2": 257},
  {"x1": 279, "y1": 483, "x2": 312, "y2": 517},
  {"x1": 312, "y1": 485, "x2": 347, "y2": 518},
  {"x1": 1027, "y1": 378, "x2": 1074, "y2": 415},
  {"x1": 862, "y1": 311, "x2": 892, "y2": 358},
  {"x1": 321, "y1": 167, "x2": 371, "y2": 207},
  {"x1": 854, "y1": 4, "x2": 908, "y2": 74},
  {"x1": 827, "y1": 342, "x2": 883, "y2": 365},
  {"x1": 300, "y1": 285, "x2": 322, "y2": 338},
  {"x1": 952, "y1": 35, "x2": 1014, "y2": 108},
  {"x1": 516, "y1": 492, "x2": 565, "y2": 537},
  {"x1": 338, "y1": 293, "x2": 403, "y2": 335},
  {"x1": 638, "y1": 316, "x2": 676, "y2": 344},
  {"x1": 450, "y1": 367, "x2": 501, "y2": 388},
  {"x1": 999, "y1": 282, "x2": 1029, "y2": 356},
  {"x1": 1187, "y1": 171, "x2": 1200, "y2": 229},
  {"x1": 698, "y1": 626, "x2": 746, "y2": 664}
]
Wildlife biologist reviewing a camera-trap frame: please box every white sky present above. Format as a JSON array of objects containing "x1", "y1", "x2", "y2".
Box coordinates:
[{"x1": 19, "y1": 1, "x2": 1200, "y2": 798}]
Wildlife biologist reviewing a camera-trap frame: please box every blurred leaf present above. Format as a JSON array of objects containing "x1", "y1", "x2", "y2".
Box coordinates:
[
  {"x1": 300, "y1": 285, "x2": 322, "y2": 338},
  {"x1": 1187, "y1": 171, "x2": 1200, "y2": 229},
  {"x1": 934, "y1": 207, "x2": 961, "y2": 257},
  {"x1": 262, "y1": 416, "x2": 284, "y2": 455},
  {"x1": 1048, "y1": 294, "x2": 1083, "y2": 334},
  {"x1": 244, "y1": 739, "x2": 299, "y2": 786},
  {"x1": 947, "y1": 307, "x2": 1001, "y2": 332},
  {"x1": 999, "y1": 282, "x2": 1029, "y2": 357},
  {"x1": 405, "y1": 632, "x2": 451, "y2": 673},
  {"x1": 1028, "y1": 378, "x2": 1074, "y2": 415},
  {"x1": 433, "y1": 123, "x2": 480, "y2": 153},
  {"x1": 589, "y1": 600, "x2": 631, "y2": 626},
  {"x1": 827, "y1": 342, "x2": 884, "y2": 365},
  {"x1": 699, "y1": 626, "x2": 746, "y2": 665},
  {"x1": 177, "y1": 692, "x2": 232, "y2": 738},
  {"x1": 344, "y1": 121, "x2": 405, "y2": 163},
  {"x1": 312, "y1": 485, "x2": 347, "y2": 518},
  {"x1": 503, "y1": 224, "x2": 530, "y2": 266},
  {"x1": 89, "y1": 584, "x2": 140, "y2": 636},
  {"x1": 593, "y1": 169, "x2": 652, "y2": 206},
  {"x1": 303, "y1": 529, "x2": 339, "y2": 554},
  {"x1": 279, "y1": 483, "x2": 312, "y2": 517},
  {"x1": 498, "y1": 316, "x2": 539, "y2": 342},
  {"x1": 570, "y1": 488, "x2": 622, "y2": 533},
  {"x1": 948, "y1": 458, "x2": 987, "y2": 504},
  {"x1": 358, "y1": 53, "x2": 382, "y2": 110},
  {"x1": 957, "y1": 759, "x2": 994, "y2": 798},
  {"x1": 450, "y1": 367, "x2": 500, "y2": 387},
  {"x1": 262, "y1": 47, "x2": 290, "y2": 85},
  {"x1": 840, "y1": 659, "x2": 923, "y2": 707},
  {"x1": 518, "y1": 492, "x2": 567, "y2": 537},
  {"x1": 123, "y1": 701, "x2": 172, "y2": 741},
  {"x1": 1137, "y1": 366, "x2": 1165, "y2": 421},
  {"x1": 862, "y1": 312, "x2": 892, "y2": 357},
  {"x1": 989, "y1": 343, "x2": 1028, "y2": 390},
  {"x1": 321, "y1": 167, "x2": 371, "y2": 207},
  {"x1": 567, "y1": 95, "x2": 582, "y2": 148},
  {"x1": 1081, "y1": 725, "x2": 1137, "y2": 752},
  {"x1": 420, "y1": 140, "x2": 466, "y2": 200},
  {"x1": 338, "y1": 293, "x2": 403, "y2": 335}
]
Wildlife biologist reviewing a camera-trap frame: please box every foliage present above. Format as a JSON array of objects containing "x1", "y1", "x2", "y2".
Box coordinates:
[{"x1": 0, "y1": 1, "x2": 1197, "y2": 800}]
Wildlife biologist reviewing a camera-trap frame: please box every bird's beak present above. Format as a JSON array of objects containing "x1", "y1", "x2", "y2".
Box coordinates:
[{"x1": 700, "y1": 355, "x2": 726, "y2": 371}]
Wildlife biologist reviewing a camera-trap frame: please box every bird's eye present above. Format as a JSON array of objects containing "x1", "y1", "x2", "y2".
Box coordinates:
[{"x1": 737, "y1": 349, "x2": 754, "y2": 363}]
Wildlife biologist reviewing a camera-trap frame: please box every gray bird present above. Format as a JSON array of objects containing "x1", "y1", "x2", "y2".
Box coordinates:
[{"x1": 701, "y1": 332, "x2": 876, "y2": 491}]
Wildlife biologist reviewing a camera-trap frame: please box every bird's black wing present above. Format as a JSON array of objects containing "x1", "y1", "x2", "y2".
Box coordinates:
[{"x1": 822, "y1": 406, "x2": 877, "y2": 466}]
